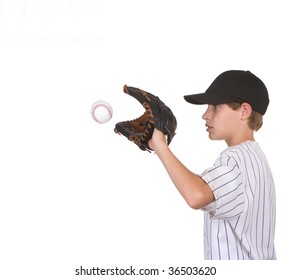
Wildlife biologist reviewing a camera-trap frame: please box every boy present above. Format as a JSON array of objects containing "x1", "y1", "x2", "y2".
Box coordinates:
[{"x1": 148, "y1": 70, "x2": 276, "y2": 260}]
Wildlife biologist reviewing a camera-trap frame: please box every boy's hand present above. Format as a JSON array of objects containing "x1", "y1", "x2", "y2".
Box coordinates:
[{"x1": 148, "y1": 128, "x2": 168, "y2": 152}]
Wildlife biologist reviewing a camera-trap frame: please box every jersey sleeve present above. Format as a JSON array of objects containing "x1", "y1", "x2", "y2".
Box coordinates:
[{"x1": 201, "y1": 153, "x2": 245, "y2": 220}]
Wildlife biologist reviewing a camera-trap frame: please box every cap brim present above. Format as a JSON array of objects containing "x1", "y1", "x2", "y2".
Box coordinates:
[{"x1": 184, "y1": 92, "x2": 231, "y2": 105}]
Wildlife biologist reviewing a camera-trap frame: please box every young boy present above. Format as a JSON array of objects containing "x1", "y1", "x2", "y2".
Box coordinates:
[{"x1": 148, "y1": 70, "x2": 276, "y2": 260}]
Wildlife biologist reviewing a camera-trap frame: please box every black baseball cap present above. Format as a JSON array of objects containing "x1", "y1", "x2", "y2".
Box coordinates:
[{"x1": 184, "y1": 70, "x2": 269, "y2": 115}]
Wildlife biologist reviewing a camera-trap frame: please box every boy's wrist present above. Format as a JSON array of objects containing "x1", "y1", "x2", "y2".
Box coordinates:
[{"x1": 153, "y1": 141, "x2": 169, "y2": 155}]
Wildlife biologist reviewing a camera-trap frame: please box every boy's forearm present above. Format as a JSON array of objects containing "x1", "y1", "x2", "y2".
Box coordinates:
[{"x1": 154, "y1": 144, "x2": 214, "y2": 209}]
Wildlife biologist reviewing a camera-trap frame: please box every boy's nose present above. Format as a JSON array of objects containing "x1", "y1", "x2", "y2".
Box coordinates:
[{"x1": 202, "y1": 106, "x2": 211, "y2": 120}]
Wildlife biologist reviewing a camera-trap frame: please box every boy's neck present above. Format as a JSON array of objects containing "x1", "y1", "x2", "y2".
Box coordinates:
[{"x1": 226, "y1": 131, "x2": 255, "y2": 147}]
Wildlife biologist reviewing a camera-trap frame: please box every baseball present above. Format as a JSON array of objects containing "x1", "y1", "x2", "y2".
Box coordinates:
[{"x1": 91, "y1": 100, "x2": 113, "y2": 124}]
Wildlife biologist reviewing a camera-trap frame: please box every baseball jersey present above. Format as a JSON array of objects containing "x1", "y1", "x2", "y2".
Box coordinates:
[{"x1": 201, "y1": 141, "x2": 276, "y2": 260}]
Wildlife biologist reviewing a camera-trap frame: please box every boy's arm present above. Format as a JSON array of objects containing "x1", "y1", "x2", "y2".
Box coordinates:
[{"x1": 148, "y1": 128, "x2": 215, "y2": 210}]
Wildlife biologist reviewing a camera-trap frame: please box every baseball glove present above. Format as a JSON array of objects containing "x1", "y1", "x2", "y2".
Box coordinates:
[{"x1": 114, "y1": 85, "x2": 177, "y2": 152}]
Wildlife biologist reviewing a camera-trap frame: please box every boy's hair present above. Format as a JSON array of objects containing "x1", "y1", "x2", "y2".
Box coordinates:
[{"x1": 227, "y1": 102, "x2": 263, "y2": 131}]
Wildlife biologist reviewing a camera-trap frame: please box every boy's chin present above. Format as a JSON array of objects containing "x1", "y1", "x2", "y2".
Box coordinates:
[{"x1": 208, "y1": 133, "x2": 224, "y2": 141}]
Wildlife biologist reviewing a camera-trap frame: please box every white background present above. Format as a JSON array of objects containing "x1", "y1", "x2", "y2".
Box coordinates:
[{"x1": 0, "y1": 0, "x2": 290, "y2": 279}]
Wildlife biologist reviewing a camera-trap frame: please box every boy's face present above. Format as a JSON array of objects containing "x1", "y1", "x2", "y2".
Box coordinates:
[{"x1": 202, "y1": 104, "x2": 246, "y2": 146}]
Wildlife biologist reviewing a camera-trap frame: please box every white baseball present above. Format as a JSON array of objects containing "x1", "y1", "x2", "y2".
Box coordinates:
[{"x1": 91, "y1": 100, "x2": 113, "y2": 124}]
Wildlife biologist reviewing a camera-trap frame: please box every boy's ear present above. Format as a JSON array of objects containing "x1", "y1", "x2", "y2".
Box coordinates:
[{"x1": 241, "y1": 103, "x2": 252, "y2": 119}]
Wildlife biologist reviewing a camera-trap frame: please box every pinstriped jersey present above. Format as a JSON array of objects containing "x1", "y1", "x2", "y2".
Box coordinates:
[{"x1": 201, "y1": 141, "x2": 276, "y2": 260}]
